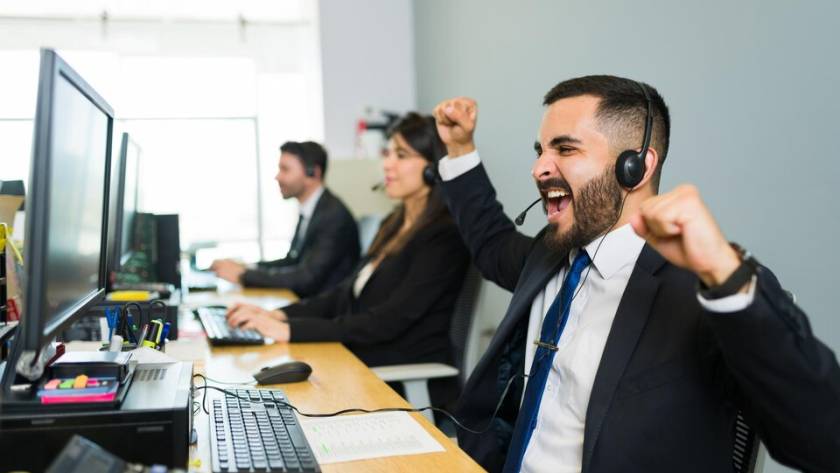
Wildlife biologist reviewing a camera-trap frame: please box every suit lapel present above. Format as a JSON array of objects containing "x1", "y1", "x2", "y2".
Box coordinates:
[
  {"x1": 300, "y1": 189, "x2": 330, "y2": 249},
  {"x1": 468, "y1": 239, "x2": 567, "y2": 384},
  {"x1": 581, "y1": 244, "x2": 666, "y2": 472}
]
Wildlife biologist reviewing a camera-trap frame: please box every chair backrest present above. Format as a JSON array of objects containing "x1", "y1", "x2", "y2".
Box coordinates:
[
  {"x1": 356, "y1": 214, "x2": 383, "y2": 256},
  {"x1": 733, "y1": 411, "x2": 765, "y2": 473},
  {"x1": 449, "y1": 265, "x2": 482, "y2": 387}
]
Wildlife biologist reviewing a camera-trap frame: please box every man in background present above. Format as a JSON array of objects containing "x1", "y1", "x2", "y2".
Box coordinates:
[{"x1": 212, "y1": 141, "x2": 360, "y2": 297}]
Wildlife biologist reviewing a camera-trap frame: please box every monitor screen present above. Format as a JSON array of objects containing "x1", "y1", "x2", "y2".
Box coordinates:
[
  {"x1": 12, "y1": 49, "x2": 114, "y2": 353},
  {"x1": 42, "y1": 72, "x2": 110, "y2": 332},
  {"x1": 120, "y1": 137, "x2": 140, "y2": 259}
]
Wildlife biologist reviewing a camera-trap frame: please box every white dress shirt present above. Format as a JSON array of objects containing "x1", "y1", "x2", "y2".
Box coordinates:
[
  {"x1": 439, "y1": 150, "x2": 756, "y2": 473},
  {"x1": 296, "y1": 185, "x2": 324, "y2": 244}
]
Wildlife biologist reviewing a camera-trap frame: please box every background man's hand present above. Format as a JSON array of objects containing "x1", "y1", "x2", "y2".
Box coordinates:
[
  {"x1": 211, "y1": 259, "x2": 246, "y2": 283},
  {"x1": 433, "y1": 97, "x2": 478, "y2": 157},
  {"x1": 630, "y1": 184, "x2": 743, "y2": 289}
]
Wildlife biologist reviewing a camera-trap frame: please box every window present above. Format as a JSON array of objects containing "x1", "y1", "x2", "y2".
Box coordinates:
[{"x1": 0, "y1": 2, "x2": 323, "y2": 262}]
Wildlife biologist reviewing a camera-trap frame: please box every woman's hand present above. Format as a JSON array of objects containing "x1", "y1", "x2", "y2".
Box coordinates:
[{"x1": 226, "y1": 303, "x2": 291, "y2": 342}]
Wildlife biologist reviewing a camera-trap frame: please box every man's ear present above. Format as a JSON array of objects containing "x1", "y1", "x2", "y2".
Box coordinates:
[{"x1": 635, "y1": 147, "x2": 660, "y2": 191}]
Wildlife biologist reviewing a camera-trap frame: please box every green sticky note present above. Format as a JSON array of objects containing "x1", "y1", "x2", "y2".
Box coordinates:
[{"x1": 59, "y1": 379, "x2": 75, "y2": 389}]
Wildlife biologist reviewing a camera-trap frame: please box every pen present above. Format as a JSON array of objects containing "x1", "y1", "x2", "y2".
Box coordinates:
[
  {"x1": 143, "y1": 324, "x2": 158, "y2": 348},
  {"x1": 126, "y1": 313, "x2": 137, "y2": 343},
  {"x1": 137, "y1": 323, "x2": 149, "y2": 345},
  {"x1": 160, "y1": 322, "x2": 171, "y2": 348},
  {"x1": 152, "y1": 320, "x2": 164, "y2": 349}
]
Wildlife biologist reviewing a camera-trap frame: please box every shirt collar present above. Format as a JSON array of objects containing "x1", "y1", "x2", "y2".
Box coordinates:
[
  {"x1": 298, "y1": 185, "x2": 324, "y2": 219},
  {"x1": 570, "y1": 223, "x2": 646, "y2": 280}
]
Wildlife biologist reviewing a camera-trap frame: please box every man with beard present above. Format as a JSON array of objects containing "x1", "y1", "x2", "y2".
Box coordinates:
[{"x1": 433, "y1": 76, "x2": 840, "y2": 473}]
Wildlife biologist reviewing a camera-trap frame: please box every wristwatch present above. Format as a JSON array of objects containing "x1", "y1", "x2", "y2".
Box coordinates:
[{"x1": 698, "y1": 243, "x2": 759, "y2": 300}]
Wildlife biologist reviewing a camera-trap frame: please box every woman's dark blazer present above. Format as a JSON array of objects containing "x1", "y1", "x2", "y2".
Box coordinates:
[{"x1": 283, "y1": 216, "x2": 470, "y2": 369}]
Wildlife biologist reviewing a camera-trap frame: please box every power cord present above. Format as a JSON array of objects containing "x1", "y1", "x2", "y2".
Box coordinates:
[{"x1": 192, "y1": 373, "x2": 527, "y2": 435}]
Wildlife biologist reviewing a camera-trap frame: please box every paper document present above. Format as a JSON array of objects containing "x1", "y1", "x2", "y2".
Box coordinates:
[{"x1": 299, "y1": 411, "x2": 444, "y2": 464}]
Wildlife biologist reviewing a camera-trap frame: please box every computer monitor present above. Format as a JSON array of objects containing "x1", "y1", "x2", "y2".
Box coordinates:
[
  {"x1": 107, "y1": 132, "x2": 141, "y2": 281},
  {"x1": 9, "y1": 48, "x2": 114, "y2": 359}
]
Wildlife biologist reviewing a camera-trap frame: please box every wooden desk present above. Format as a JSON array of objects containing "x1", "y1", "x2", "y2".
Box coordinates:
[
  {"x1": 181, "y1": 286, "x2": 299, "y2": 311},
  {"x1": 178, "y1": 288, "x2": 485, "y2": 472}
]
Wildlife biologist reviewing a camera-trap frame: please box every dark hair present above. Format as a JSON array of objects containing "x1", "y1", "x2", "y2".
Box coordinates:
[
  {"x1": 279, "y1": 140, "x2": 329, "y2": 178},
  {"x1": 367, "y1": 112, "x2": 451, "y2": 259},
  {"x1": 543, "y1": 75, "x2": 671, "y2": 190}
]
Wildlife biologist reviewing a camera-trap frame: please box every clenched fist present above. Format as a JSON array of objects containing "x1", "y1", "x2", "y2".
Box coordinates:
[
  {"x1": 433, "y1": 97, "x2": 478, "y2": 157},
  {"x1": 630, "y1": 184, "x2": 744, "y2": 290}
]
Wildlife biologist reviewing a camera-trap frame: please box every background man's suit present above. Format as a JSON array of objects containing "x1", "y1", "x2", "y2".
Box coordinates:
[{"x1": 241, "y1": 188, "x2": 360, "y2": 297}]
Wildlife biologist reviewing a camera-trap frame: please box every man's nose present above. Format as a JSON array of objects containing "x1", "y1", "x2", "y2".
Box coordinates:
[{"x1": 532, "y1": 153, "x2": 557, "y2": 180}]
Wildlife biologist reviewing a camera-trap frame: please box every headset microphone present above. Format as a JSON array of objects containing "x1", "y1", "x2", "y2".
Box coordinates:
[
  {"x1": 514, "y1": 198, "x2": 543, "y2": 226},
  {"x1": 370, "y1": 182, "x2": 385, "y2": 192}
]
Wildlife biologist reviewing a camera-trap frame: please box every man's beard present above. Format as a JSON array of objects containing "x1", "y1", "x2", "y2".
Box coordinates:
[{"x1": 544, "y1": 167, "x2": 623, "y2": 254}]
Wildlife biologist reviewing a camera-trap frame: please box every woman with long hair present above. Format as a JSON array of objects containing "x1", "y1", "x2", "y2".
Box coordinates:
[{"x1": 226, "y1": 113, "x2": 470, "y2": 378}]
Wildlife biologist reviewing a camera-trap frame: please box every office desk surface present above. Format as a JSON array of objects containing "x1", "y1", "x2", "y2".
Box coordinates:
[
  {"x1": 188, "y1": 342, "x2": 484, "y2": 472},
  {"x1": 182, "y1": 285, "x2": 299, "y2": 311},
  {"x1": 178, "y1": 287, "x2": 483, "y2": 472}
]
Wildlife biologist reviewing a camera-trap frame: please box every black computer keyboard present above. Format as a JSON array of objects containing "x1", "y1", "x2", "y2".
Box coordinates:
[
  {"x1": 209, "y1": 388, "x2": 320, "y2": 473},
  {"x1": 196, "y1": 307, "x2": 264, "y2": 346}
]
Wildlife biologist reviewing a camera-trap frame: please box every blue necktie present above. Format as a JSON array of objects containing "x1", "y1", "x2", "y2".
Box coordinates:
[{"x1": 503, "y1": 249, "x2": 592, "y2": 473}]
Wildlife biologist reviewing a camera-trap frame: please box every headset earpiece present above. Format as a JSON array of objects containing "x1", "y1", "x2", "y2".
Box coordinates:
[
  {"x1": 304, "y1": 163, "x2": 316, "y2": 178},
  {"x1": 423, "y1": 163, "x2": 438, "y2": 187},
  {"x1": 615, "y1": 81, "x2": 654, "y2": 190},
  {"x1": 615, "y1": 149, "x2": 645, "y2": 189}
]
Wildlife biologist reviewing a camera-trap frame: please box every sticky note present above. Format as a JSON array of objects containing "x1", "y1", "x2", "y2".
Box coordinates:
[
  {"x1": 73, "y1": 375, "x2": 89, "y2": 389},
  {"x1": 59, "y1": 379, "x2": 75, "y2": 389},
  {"x1": 45, "y1": 379, "x2": 61, "y2": 390},
  {"x1": 87, "y1": 379, "x2": 100, "y2": 388}
]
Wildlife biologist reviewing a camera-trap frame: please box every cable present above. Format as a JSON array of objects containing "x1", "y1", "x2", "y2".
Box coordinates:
[
  {"x1": 534, "y1": 191, "x2": 631, "y2": 366},
  {"x1": 196, "y1": 374, "x2": 257, "y2": 386},
  {"x1": 192, "y1": 373, "x2": 527, "y2": 435}
]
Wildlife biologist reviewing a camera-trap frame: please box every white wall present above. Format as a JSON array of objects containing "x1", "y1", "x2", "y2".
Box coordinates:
[
  {"x1": 318, "y1": 0, "x2": 416, "y2": 158},
  {"x1": 413, "y1": 2, "x2": 840, "y2": 472}
]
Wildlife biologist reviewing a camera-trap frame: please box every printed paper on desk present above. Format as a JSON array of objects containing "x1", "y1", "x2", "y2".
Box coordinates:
[{"x1": 298, "y1": 411, "x2": 444, "y2": 464}]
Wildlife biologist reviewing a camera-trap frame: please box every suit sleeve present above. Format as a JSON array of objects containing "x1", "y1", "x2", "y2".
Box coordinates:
[
  {"x1": 255, "y1": 255, "x2": 296, "y2": 270},
  {"x1": 240, "y1": 208, "x2": 356, "y2": 297},
  {"x1": 440, "y1": 162, "x2": 533, "y2": 292},
  {"x1": 287, "y1": 226, "x2": 469, "y2": 344},
  {"x1": 706, "y1": 268, "x2": 840, "y2": 472}
]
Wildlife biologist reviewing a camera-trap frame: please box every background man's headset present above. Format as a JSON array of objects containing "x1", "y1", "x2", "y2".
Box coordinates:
[{"x1": 304, "y1": 161, "x2": 316, "y2": 178}]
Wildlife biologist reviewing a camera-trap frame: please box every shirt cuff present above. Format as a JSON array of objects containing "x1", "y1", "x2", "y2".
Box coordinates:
[
  {"x1": 438, "y1": 150, "x2": 482, "y2": 181},
  {"x1": 697, "y1": 275, "x2": 757, "y2": 313}
]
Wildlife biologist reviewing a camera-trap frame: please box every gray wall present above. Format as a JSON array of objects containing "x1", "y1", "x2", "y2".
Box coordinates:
[
  {"x1": 413, "y1": 1, "x2": 839, "y2": 472},
  {"x1": 319, "y1": 0, "x2": 416, "y2": 158}
]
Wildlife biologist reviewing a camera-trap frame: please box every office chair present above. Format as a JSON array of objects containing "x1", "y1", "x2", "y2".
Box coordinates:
[
  {"x1": 734, "y1": 411, "x2": 766, "y2": 473},
  {"x1": 371, "y1": 266, "x2": 483, "y2": 423},
  {"x1": 356, "y1": 214, "x2": 383, "y2": 256}
]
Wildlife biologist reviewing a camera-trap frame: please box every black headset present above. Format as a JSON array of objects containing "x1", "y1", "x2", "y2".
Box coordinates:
[
  {"x1": 614, "y1": 81, "x2": 654, "y2": 189},
  {"x1": 303, "y1": 161, "x2": 316, "y2": 178},
  {"x1": 422, "y1": 163, "x2": 438, "y2": 187}
]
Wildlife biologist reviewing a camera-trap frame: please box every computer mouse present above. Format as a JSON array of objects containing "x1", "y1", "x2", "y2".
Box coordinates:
[{"x1": 253, "y1": 361, "x2": 313, "y2": 385}]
